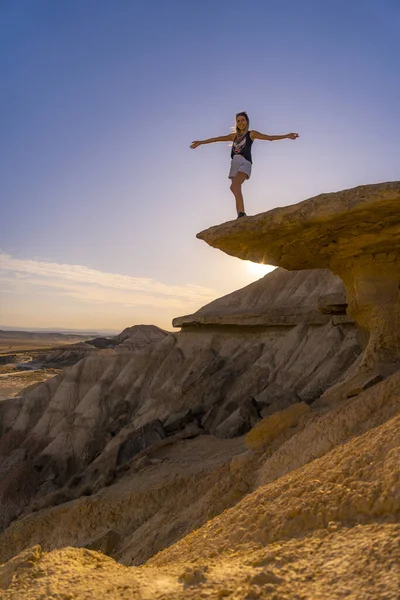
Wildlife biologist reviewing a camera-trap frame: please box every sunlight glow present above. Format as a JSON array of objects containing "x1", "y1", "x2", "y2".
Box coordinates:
[{"x1": 245, "y1": 261, "x2": 276, "y2": 277}]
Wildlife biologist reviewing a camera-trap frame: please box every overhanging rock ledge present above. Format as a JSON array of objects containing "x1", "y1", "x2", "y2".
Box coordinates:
[{"x1": 197, "y1": 182, "x2": 400, "y2": 371}]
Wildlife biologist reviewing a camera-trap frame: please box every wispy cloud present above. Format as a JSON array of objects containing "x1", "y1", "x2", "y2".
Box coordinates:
[{"x1": 0, "y1": 252, "x2": 218, "y2": 309}]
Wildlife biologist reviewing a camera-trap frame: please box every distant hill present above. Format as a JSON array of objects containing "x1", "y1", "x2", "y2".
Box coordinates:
[
  {"x1": 0, "y1": 330, "x2": 90, "y2": 343},
  {"x1": 0, "y1": 330, "x2": 91, "y2": 354},
  {"x1": 0, "y1": 326, "x2": 118, "y2": 336}
]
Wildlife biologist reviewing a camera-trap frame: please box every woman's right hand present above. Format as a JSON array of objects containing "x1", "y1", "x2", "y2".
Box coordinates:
[{"x1": 190, "y1": 141, "x2": 201, "y2": 149}]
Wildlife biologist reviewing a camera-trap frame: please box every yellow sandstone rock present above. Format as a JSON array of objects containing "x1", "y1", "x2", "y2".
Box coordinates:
[
  {"x1": 245, "y1": 402, "x2": 310, "y2": 451},
  {"x1": 198, "y1": 181, "x2": 400, "y2": 371}
]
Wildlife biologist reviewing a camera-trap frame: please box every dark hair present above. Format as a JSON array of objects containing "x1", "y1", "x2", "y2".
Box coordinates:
[{"x1": 235, "y1": 111, "x2": 250, "y2": 135}]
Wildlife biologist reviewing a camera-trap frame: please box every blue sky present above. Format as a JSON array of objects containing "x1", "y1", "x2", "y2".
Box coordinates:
[{"x1": 1, "y1": 0, "x2": 399, "y2": 331}]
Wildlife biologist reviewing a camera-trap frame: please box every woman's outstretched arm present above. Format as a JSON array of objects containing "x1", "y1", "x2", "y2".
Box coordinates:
[
  {"x1": 251, "y1": 131, "x2": 299, "y2": 141},
  {"x1": 190, "y1": 133, "x2": 235, "y2": 149}
]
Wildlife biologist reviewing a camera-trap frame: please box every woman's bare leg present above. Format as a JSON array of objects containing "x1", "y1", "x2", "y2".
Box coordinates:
[{"x1": 230, "y1": 172, "x2": 248, "y2": 214}]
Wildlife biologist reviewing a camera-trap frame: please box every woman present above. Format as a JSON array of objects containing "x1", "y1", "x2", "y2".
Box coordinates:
[{"x1": 190, "y1": 112, "x2": 299, "y2": 218}]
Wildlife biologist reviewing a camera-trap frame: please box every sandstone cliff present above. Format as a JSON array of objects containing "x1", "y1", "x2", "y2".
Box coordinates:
[{"x1": 197, "y1": 181, "x2": 400, "y2": 373}]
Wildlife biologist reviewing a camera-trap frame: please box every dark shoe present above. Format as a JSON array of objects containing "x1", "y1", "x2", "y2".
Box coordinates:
[{"x1": 237, "y1": 212, "x2": 247, "y2": 218}]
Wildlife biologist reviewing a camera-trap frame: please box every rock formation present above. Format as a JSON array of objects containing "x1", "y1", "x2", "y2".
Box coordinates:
[
  {"x1": 0, "y1": 268, "x2": 361, "y2": 533},
  {"x1": 173, "y1": 267, "x2": 347, "y2": 328},
  {"x1": 113, "y1": 324, "x2": 169, "y2": 352},
  {"x1": 197, "y1": 181, "x2": 400, "y2": 373},
  {"x1": 0, "y1": 185, "x2": 399, "y2": 599},
  {"x1": 0, "y1": 367, "x2": 398, "y2": 599},
  {"x1": 38, "y1": 341, "x2": 113, "y2": 366},
  {"x1": 38, "y1": 324, "x2": 169, "y2": 366}
]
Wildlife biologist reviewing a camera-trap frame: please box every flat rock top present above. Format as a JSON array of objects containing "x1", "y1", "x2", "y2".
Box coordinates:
[{"x1": 197, "y1": 182, "x2": 400, "y2": 270}]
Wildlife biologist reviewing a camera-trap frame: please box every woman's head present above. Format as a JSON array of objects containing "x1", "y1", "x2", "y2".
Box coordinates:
[{"x1": 235, "y1": 111, "x2": 249, "y2": 134}]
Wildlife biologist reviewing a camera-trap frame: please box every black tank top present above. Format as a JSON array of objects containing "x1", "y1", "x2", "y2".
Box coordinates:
[{"x1": 231, "y1": 131, "x2": 253, "y2": 164}]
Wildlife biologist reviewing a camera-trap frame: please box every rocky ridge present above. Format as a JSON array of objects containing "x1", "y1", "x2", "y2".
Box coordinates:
[{"x1": 36, "y1": 324, "x2": 169, "y2": 366}]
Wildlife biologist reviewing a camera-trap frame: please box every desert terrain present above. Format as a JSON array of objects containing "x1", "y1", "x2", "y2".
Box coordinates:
[
  {"x1": 0, "y1": 326, "x2": 167, "y2": 401},
  {"x1": 0, "y1": 183, "x2": 399, "y2": 599},
  {"x1": 0, "y1": 331, "x2": 89, "y2": 401}
]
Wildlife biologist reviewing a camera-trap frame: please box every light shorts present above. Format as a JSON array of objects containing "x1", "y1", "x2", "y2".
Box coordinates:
[{"x1": 228, "y1": 154, "x2": 252, "y2": 180}]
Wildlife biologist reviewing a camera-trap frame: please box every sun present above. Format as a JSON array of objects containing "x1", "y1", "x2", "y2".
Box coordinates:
[{"x1": 244, "y1": 261, "x2": 276, "y2": 277}]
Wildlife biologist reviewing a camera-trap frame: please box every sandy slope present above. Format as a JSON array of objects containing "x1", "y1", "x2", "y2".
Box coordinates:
[
  {"x1": 1, "y1": 522, "x2": 399, "y2": 600},
  {"x1": 0, "y1": 372, "x2": 399, "y2": 599}
]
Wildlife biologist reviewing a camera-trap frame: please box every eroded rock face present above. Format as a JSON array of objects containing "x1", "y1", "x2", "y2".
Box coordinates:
[
  {"x1": 38, "y1": 325, "x2": 170, "y2": 367},
  {"x1": 38, "y1": 342, "x2": 111, "y2": 366},
  {"x1": 317, "y1": 293, "x2": 347, "y2": 315},
  {"x1": 0, "y1": 269, "x2": 362, "y2": 532},
  {"x1": 0, "y1": 264, "x2": 398, "y2": 598},
  {"x1": 113, "y1": 324, "x2": 169, "y2": 353},
  {"x1": 0, "y1": 371, "x2": 397, "y2": 598},
  {"x1": 197, "y1": 182, "x2": 400, "y2": 370},
  {"x1": 173, "y1": 268, "x2": 345, "y2": 328}
]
